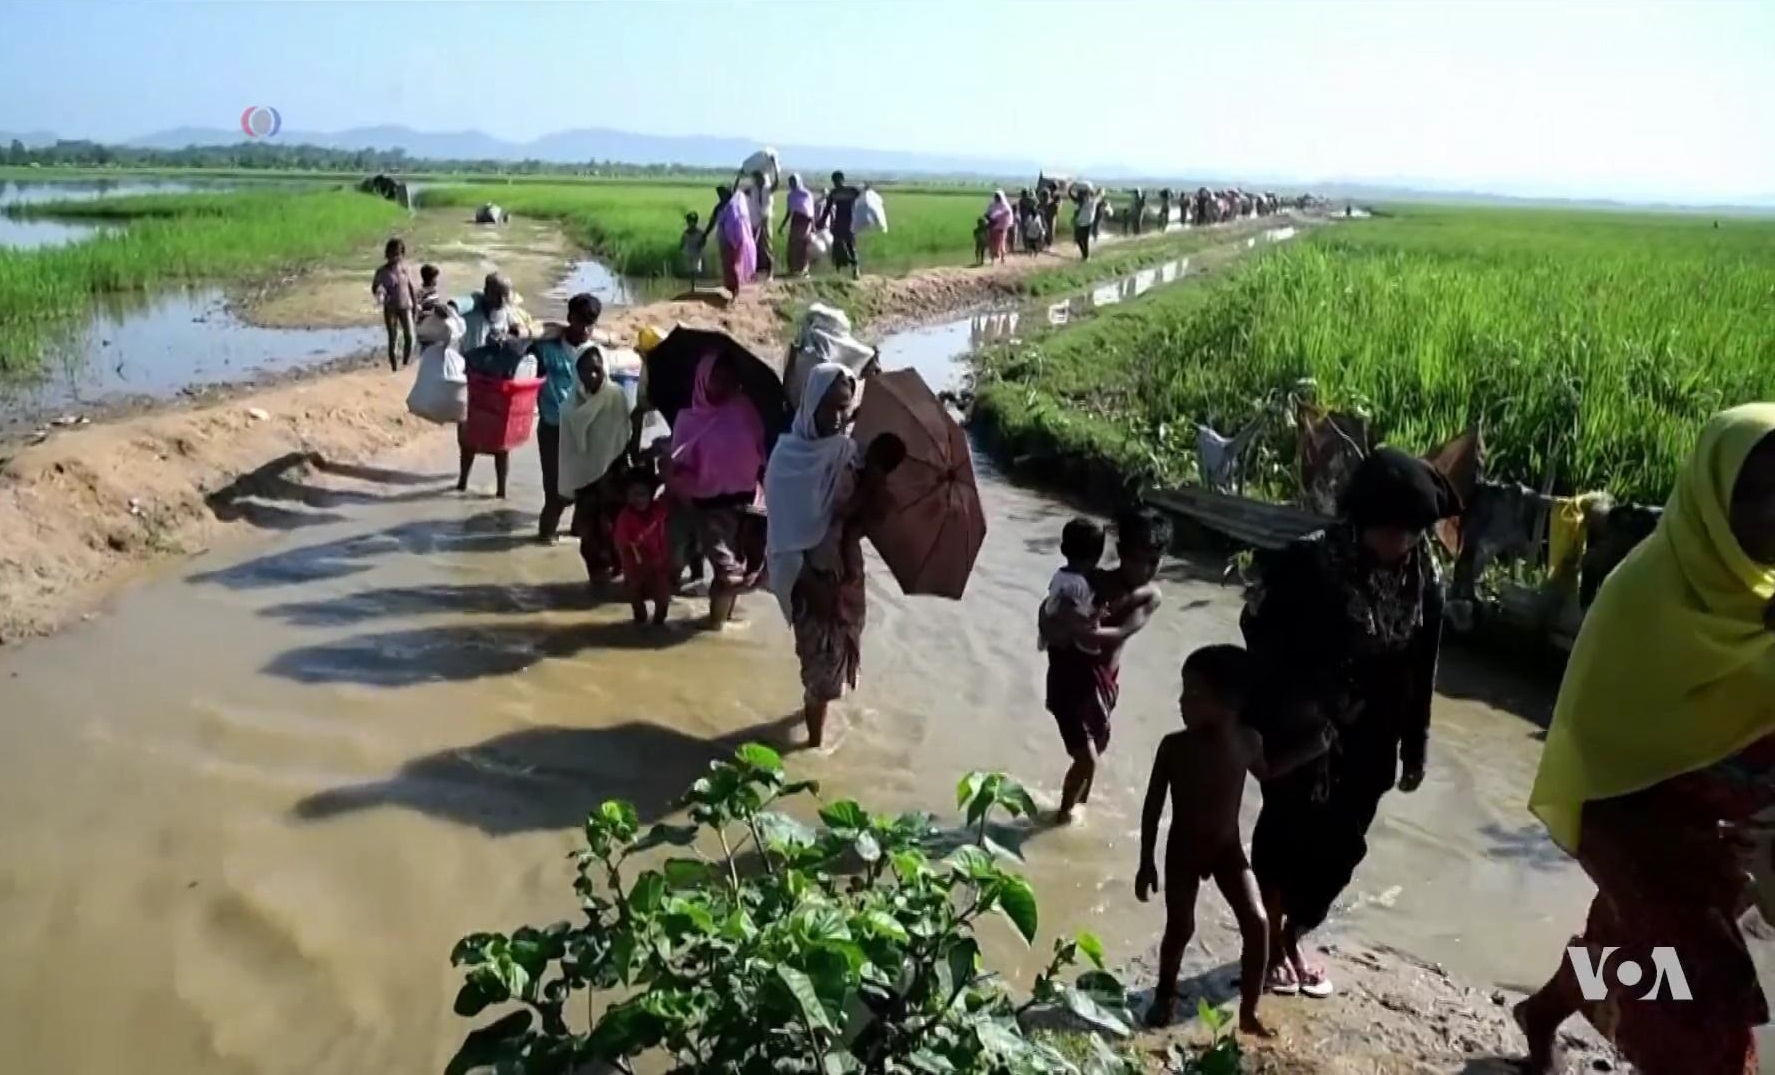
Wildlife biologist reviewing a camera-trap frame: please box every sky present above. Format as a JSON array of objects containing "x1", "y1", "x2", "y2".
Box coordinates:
[{"x1": 3, "y1": 0, "x2": 1772, "y2": 204}]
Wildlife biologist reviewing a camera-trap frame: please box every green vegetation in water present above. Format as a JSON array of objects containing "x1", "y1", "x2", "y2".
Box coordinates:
[
  {"x1": 446, "y1": 745, "x2": 1145, "y2": 1074},
  {"x1": 419, "y1": 181, "x2": 996, "y2": 280},
  {"x1": 977, "y1": 206, "x2": 1775, "y2": 505},
  {"x1": 0, "y1": 189, "x2": 407, "y2": 373}
]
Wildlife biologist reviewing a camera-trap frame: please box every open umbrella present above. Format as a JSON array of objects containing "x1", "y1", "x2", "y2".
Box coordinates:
[
  {"x1": 850, "y1": 369, "x2": 987, "y2": 599},
  {"x1": 644, "y1": 326, "x2": 792, "y2": 450}
]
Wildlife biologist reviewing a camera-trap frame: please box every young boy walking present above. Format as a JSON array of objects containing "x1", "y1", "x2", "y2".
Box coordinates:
[
  {"x1": 1040, "y1": 508, "x2": 1167, "y2": 822},
  {"x1": 1136, "y1": 644, "x2": 1333, "y2": 1033}
]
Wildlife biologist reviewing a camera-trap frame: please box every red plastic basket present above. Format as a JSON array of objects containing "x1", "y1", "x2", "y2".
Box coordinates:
[{"x1": 463, "y1": 374, "x2": 544, "y2": 454}]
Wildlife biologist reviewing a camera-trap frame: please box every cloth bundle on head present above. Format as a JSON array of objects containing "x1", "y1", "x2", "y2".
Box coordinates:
[
  {"x1": 1338, "y1": 447, "x2": 1462, "y2": 531},
  {"x1": 1531, "y1": 403, "x2": 1775, "y2": 852},
  {"x1": 786, "y1": 174, "x2": 815, "y2": 220},
  {"x1": 988, "y1": 191, "x2": 1012, "y2": 225},
  {"x1": 557, "y1": 347, "x2": 633, "y2": 498},
  {"x1": 764, "y1": 363, "x2": 860, "y2": 622},
  {"x1": 669, "y1": 354, "x2": 765, "y2": 501}
]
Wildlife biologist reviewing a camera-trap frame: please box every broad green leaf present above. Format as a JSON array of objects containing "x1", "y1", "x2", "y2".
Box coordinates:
[
  {"x1": 598, "y1": 800, "x2": 640, "y2": 832},
  {"x1": 1000, "y1": 779, "x2": 1040, "y2": 820},
  {"x1": 755, "y1": 810, "x2": 817, "y2": 850},
  {"x1": 1062, "y1": 986, "x2": 1131, "y2": 1038},
  {"x1": 736, "y1": 742, "x2": 784, "y2": 773},
  {"x1": 956, "y1": 772, "x2": 986, "y2": 810},
  {"x1": 997, "y1": 875, "x2": 1039, "y2": 944},
  {"x1": 946, "y1": 937, "x2": 980, "y2": 999},
  {"x1": 629, "y1": 870, "x2": 666, "y2": 914},
  {"x1": 824, "y1": 1049, "x2": 861, "y2": 1075},
  {"x1": 909, "y1": 1048, "x2": 959, "y2": 1073},
  {"x1": 1076, "y1": 931, "x2": 1106, "y2": 971},
  {"x1": 973, "y1": 1018, "x2": 1029, "y2": 1061},
  {"x1": 862, "y1": 910, "x2": 908, "y2": 944},
  {"x1": 891, "y1": 848, "x2": 930, "y2": 882},
  {"x1": 775, "y1": 964, "x2": 834, "y2": 1031},
  {"x1": 946, "y1": 845, "x2": 996, "y2": 880},
  {"x1": 452, "y1": 977, "x2": 498, "y2": 1017},
  {"x1": 819, "y1": 799, "x2": 870, "y2": 831},
  {"x1": 854, "y1": 830, "x2": 882, "y2": 864},
  {"x1": 444, "y1": 1009, "x2": 533, "y2": 1075}
]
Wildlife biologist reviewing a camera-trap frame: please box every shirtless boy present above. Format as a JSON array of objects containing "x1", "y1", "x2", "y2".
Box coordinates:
[{"x1": 1136, "y1": 644, "x2": 1333, "y2": 1033}]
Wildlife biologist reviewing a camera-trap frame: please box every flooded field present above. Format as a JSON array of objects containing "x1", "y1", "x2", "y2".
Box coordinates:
[
  {"x1": 0, "y1": 176, "x2": 331, "y2": 249},
  {"x1": 0, "y1": 307, "x2": 1665, "y2": 1075},
  {"x1": 0, "y1": 192, "x2": 643, "y2": 430}
]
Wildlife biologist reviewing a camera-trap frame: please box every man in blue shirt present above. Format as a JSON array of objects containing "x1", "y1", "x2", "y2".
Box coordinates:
[{"x1": 531, "y1": 292, "x2": 602, "y2": 543}]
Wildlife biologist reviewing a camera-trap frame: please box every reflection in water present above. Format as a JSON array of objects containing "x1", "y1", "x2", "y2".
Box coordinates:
[
  {"x1": 547, "y1": 258, "x2": 641, "y2": 307},
  {"x1": 2, "y1": 287, "x2": 382, "y2": 420}
]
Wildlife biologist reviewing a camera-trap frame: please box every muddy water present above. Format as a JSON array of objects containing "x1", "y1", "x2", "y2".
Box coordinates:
[
  {"x1": 1, "y1": 288, "x2": 384, "y2": 418},
  {"x1": 0, "y1": 306, "x2": 1660, "y2": 1074}
]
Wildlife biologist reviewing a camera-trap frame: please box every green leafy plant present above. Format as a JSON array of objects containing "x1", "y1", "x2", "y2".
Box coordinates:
[
  {"x1": 447, "y1": 745, "x2": 1133, "y2": 1074},
  {"x1": 1164, "y1": 1001, "x2": 1242, "y2": 1075}
]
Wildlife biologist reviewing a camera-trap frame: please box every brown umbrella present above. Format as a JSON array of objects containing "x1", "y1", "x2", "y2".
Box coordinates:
[{"x1": 850, "y1": 369, "x2": 987, "y2": 599}]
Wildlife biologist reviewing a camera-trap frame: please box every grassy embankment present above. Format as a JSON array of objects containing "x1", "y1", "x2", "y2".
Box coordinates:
[
  {"x1": 975, "y1": 206, "x2": 1775, "y2": 505},
  {"x1": 0, "y1": 190, "x2": 408, "y2": 374}
]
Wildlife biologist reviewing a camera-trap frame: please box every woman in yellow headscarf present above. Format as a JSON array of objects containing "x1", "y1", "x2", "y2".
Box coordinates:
[{"x1": 1514, "y1": 404, "x2": 1775, "y2": 1075}]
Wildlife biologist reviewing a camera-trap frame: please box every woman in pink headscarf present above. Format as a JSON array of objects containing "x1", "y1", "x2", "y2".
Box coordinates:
[
  {"x1": 780, "y1": 173, "x2": 818, "y2": 277},
  {"x1": 700, "y1": 184, "x2": 757, "y2": 300},
  {"x1": 986, "y1": 190, "x2": 1014, "y2": 264},
  {"x1": 667, "y1": 352, "x2": 766, "y2": 628}
]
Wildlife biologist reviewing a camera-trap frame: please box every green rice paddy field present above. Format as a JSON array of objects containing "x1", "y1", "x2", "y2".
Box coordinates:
[{"x1": 975, "y1": 206, "x2": 1775, "y2": 505}]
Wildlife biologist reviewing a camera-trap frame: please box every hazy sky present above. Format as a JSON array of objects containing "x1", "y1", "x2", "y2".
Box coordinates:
[{"x1": 4, "y1": 0, "x2": 1771, "y2": 202}]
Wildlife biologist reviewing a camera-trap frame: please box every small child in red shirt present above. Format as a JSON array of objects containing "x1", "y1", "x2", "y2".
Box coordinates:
[{"x1": 613, "y1": 468, "x2": 673, "y2": 626}]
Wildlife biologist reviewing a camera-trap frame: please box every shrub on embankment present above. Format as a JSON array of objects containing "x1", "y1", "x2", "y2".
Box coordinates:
[
  {"x1": 417, "y1": 181, "x2": 991, "y2": 279},
  {"x1": 0, "y1": 190, "x2": 407, "y2": 372},
  {"x1": 975, "y1": 206, "x2": 1775, "y2": 505}
]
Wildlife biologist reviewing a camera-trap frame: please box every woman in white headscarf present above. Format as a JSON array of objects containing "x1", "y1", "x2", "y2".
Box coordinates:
[{"x1": 764, "y1": 363, "x2": 870, "y2": 747}]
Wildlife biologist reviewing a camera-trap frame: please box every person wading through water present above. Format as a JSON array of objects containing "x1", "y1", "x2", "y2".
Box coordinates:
[{"x1": 530, "y1": 293, "x2": 604, "y2": 545}]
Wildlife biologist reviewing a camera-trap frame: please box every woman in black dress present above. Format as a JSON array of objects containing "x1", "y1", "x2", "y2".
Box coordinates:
[{"x1": 1240, "y1": 448, "x2": 1460, "y2": 997}]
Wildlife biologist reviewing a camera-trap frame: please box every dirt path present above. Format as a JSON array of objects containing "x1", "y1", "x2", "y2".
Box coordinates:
[{"x1": 0, "y1": 214, "x2": 1307, "y2": 644}]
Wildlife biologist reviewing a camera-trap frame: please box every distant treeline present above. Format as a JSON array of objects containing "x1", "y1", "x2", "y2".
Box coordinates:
[{"x1": 1, "y1": 139, "x2": 721, "y2": 178}]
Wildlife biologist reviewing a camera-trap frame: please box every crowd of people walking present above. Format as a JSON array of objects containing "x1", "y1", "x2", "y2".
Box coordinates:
[{"x1": 381, "y1": 204, "x2": 1775, "y2": 1075}]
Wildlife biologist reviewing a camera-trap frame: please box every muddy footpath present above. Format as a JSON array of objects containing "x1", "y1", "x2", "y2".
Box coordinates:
[{"x1": 0, "y1": 211, "x2": 1712, "y2": 1075}]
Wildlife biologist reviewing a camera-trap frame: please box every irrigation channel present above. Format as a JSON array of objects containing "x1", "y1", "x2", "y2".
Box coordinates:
[
  {"x1": 11, "y1": 267, "x2": 1775, "y2": 1071},
  {"x1": 0, "y1": 180, "x2": 643, "y2": 427}
]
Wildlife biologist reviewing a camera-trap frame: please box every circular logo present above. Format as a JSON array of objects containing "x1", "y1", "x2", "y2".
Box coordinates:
[{"x1": 239, "y1": 106, "x2": 283, "y2": 139}]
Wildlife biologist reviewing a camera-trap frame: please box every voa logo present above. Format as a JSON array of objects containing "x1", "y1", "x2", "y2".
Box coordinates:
[{"x1": 1566, "y1": 946, "x2": 1692, "y2": 1002}]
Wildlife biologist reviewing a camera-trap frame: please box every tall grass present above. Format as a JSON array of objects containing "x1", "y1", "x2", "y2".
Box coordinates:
[
  {"x1": 417, "y1": 182, "x2": 992, "y2": 278},
  {"x1": 0, "y1": 190, "x2": 407, "y2": 372},
  {"x1": 977, "y1": 206, "x2": 1775, "y2": 505}
]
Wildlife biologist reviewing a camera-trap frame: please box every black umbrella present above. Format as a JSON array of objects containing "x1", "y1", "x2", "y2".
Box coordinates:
[{"x1": 644, "y1": 327, "x2": 791, "y2": 451}]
